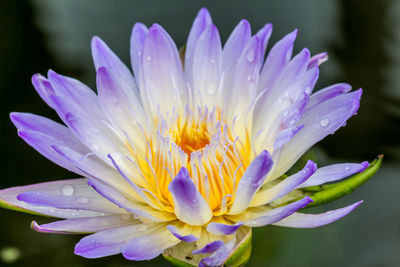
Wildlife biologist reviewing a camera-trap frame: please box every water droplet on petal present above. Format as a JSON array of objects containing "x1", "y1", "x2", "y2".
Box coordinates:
[
  {"x1": 210, "y1": 59, "x2": 215, "y2": 63},
  {"x1": 146, "y1": 56, "x2": 151, "y2": 61},
  {"x1": 61, "y1": 185, "x2": 74, "y2": 196},
  {"x1": 77, "y1": 197, "x2": 89, "y2": 204},
  {"x1": 345, "y1": 166, "x2": 350, "y2": 171},
  {"x1": 319, "y1": 118, "x2": 330, "y2": 127},
  {"x1": 246, "y1": 48, "x2": 256, "y2": 62}
]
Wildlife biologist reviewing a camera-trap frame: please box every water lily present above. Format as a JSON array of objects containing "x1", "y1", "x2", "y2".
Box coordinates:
[{"x1": 0, "y1": 8, "x2": 379, "y2": 267}]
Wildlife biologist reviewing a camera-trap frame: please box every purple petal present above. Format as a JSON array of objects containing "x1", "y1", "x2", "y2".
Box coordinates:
[
  {"x1": 243, "y1": 196, "x2": 313, "y2": 227},
  {"x1": 88, "y1": 178, "x2": 175, "y2": 222},
  {"x1": 273, "y1": 201, "x2": 363, "y2": 228},
  {"x1": 121, "y1": 227, "x2": 179, "y2": 260},
  {"x1": 0, "y1": 179, "x2": 109, "y2": 218},
  {"x1": 49, "y1": 94, "x2": 120, "y2": 155},
  {"x1": 274, "y1": 125, "x2": 304, "y2": 151},
  {"x1": 142, "y1": 24, "x2": 188, "y2": 115},
  {"x1": 47, "y1": 70, "x2": 103, "y2": 118},
  {"x1": 10, "y1": 113, "x2": 86, "y2": 176},
  {"x1": 185, "y1": 8, "x2": 213, "y2": 84},
  {"x1": 307, "y1": 52, "x2": 328, "y2": 69},
  {"x1": 166, "y1": 225, "x2": 198, "y2": 243},
  {"x1": 257, "y1": 29, "x2": 297, "y2": 93},
  {"x1": 168, "y1": 168, "x2": 212, "y2": 225},
  {"x1": 17, "y1": 183, "x2": 123, "y2": 214},
  {"x1": 222, "y1": 19, "x2": 251, "y2": 92},
  {"x1": 32, "y1": 214, "x2": 136, "y2": 234},
  {"x1": 206, "y1": 222, "x2": 243, "y2": 235},
  {"x1": 75, "y1": 223, "x2": 161, "y2": 258},
  {"x1": 31, "y1": 74, "x2": 55, "y2": 109},
  {"x1": 199, "y1": 238, "x2": 236, "y2": 267},
  {"x1": 252, "y1": 160, "x2": 317, "y2": 207},
  {"x1": 254, "y1": 48, "x2": 312, "y2": 139},
  {"x1": 255, "y1": 23, "x2": 273, "y2": 66},
  {"x1": 229, "y1": 150, "x2": 273, "y2": 215},
  {"x1": 91, "y1": 36, "x2": 138, "y2": 96},
  {"x1": 191, "y1": 24, "x2": 223, "y2": 107},
  {"x1": 226, "y1": 35, "x2": 262, "y2": 120},
  {"x1": 273, "y1": 89, "x2": 362, "y2": 178},
  {"x1": 298, "y1": 161, "x2": 369, "y2": 188},
  {"x1": 96, "y1": 66, "x2": 145, "y2": 146},
  {"x1": 192, "y1": 240, "x2": 224, "y2": 254},
  {"x1": 307, "y1": 83, "x2": 352, "y2": 111},
  {"x1": 130, "y1": 22, "x2": 148, "y2": 88}
]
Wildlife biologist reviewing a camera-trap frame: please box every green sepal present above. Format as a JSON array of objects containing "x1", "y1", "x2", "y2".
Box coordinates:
[
  {"x1": 163, "y1": 254, "x2": 196, "y2": 267},
  {"x1": 302, "y1": 155, "x2": 383, "y2": 208},
  {"x1": 0, "y1": 198, "x2": 46, "y2": 217}
]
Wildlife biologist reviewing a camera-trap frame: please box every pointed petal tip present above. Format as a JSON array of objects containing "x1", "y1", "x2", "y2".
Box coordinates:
[{"x1": 131, "y1": 22, "x2": 148, "y2": 33}]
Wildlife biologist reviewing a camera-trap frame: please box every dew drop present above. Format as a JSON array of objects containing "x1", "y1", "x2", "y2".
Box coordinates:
[
  {"x1": 77, "y1": 197, "x2": 89, "y2": 204},
  {"x1": 345, "y1": 166, "x2": 350, "y2": 171},
  {"x1": 137, "y1": 51, "x2": 142, "y2": 56},
  {"x1": 49, "y1": 209, "x2": 55, "y2": 213},
  {"x1": 319, "y1": 118, "x2": 330, "y2": 127},
  {"x1": 61, "y1": 185, "x2": 74, "y2": 196},
  {"x1": 207, "y1": 86, "x2": 216, "y2": 95},
  {"x1": 210, "y1": 59, "x2": 215, "y2": 63},
  {"x1": 146, "y1": 56, "x2": 152, "y2": 61},
  {"x1": 246, "y1": 48, "x2": 256, "y2": 62},
  {"x1": 247, "y1": 75, "x2": 252, "y2": 81}
]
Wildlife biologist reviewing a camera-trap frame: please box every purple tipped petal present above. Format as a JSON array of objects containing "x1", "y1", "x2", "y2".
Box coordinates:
[
  {"x1": 142, "y1": 24, "x2": 188, "y2": 115},
  {"x1": 273, "y1": 201, "x2": 363, "y2": 228},
  {"x1": 199, "y1": 238, "x2": 236, "y2": 267},
  {"x1": 258, "y1": 29, "x2": 297, "y2": 93},
  {"x1": 192, "y1": 240, "x2": 224, "y2": 255},
  {"x1": 96, "y1": 66, "x2": 145, "y2": 146},
  {"x1": 308, "y1": 52, "x2": 328, "y2": 70},
  {"x1": 47, "y1": 70, "x2": 103, "y2": 118},
  {"x1": 130, "y1": 22, "x2": 148, "y2": 85},
  {"x1": 166, "y1": 225, "x2": 198, "y2": 243},
  {"x1": 75, "y1": 223, "x2": 160, "y2": 258},
  {"x1": 88, "y1": 178, "x2": 175, "y2": 222},
  {"x1": 91, "y1": 36, "x2": 138, "y2": 96},
  {"x1": 298, "y1": 161, "x2": 369, "y2": 188},
  {"x1": 229, "y1": 150, "x2": 273, "y2": 215},
  {"x1": 307, "y1": 83, "x2": 352, "y2": 111},
  {"x1": 31, "y1": 74, "x2": 55, "y2": 109},
  {"x1": 32, "y1": 214, "x2": 136, "y2": 234},
  {"x1": 274, "y1": 125, "x2": 304, "y2": 151},
  {"x1": 122, "y1": 227, "x2": 179, "y2": 260},
  {"x1": 273, "y1": 89, "x2": 362, "y2": 178},
  {"x1": 10, "y1": 112, "x2": 87, "y2": 176},
  {"x1": 243, "y1": 196, "x2": 313, "y2": 227},
  {"x1": 191, "y1": 24, "x2": 223, "y2": 107},
  {"x1": 222, "y1": 19, "x2": 251, "y2": 91},
  {"x1": 252, "y1": 160, "x2": 317, "y2": 207},
  {"x1": 168, "y1": 168, "x2": 212, "y2": 225},
  {"x1": 206, "y1": 222, "x2": 243, "y2": 235},
  {"x1": 226, "y1": 35, "x2": 262, "y2": 120},
  {"x1": 185, "y1": 8, "x2": 213, "y2": 83},
  {"x1": 255, "y1": 23, "x2": 273, "y2": 65},
  {"x1": 17, "y1": 184, "x2": 122, "y2": 214},
  {"x1": 0, "y1": 179, "x2": 110, "y2": 218}
]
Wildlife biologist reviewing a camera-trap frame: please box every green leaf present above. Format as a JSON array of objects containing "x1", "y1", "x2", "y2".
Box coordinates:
[{"x1": 303, "y1": 155, "x2": 383, "y2": 208}]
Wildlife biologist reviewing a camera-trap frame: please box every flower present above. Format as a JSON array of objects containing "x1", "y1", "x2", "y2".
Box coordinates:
[{"x1": 0, "y1": 7, "x2": 371, "y2": 266}]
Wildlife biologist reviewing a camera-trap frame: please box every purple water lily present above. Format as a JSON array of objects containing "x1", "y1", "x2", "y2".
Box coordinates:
[{"x1": 0, "y1": 8, "x2": 369, "y2": 266}]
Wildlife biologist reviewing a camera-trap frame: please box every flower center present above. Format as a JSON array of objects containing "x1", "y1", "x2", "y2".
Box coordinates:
[{"x1": 172, "y1": 120, "x2": 211, "y2": 156}]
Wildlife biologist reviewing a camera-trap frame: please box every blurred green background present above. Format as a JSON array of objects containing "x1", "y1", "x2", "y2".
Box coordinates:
[{"x1": 1, "y1": 0, "x2": 400, "y2": 266}]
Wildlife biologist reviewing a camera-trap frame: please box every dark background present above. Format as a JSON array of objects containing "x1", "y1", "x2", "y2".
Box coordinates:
[{"x1": 1, "y1": 0, "x2": 399, "y2": 266}]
